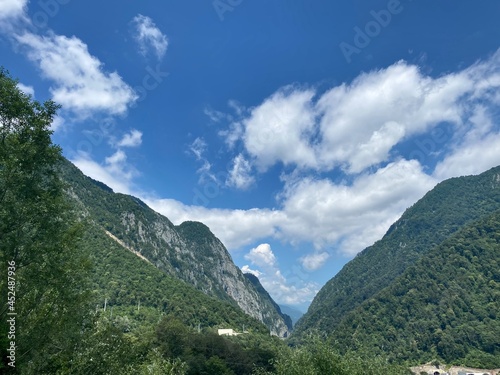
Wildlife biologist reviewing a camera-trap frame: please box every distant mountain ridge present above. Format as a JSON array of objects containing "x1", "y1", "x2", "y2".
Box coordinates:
[
  {"x1": 60, "y1": 158, "x2": 291, "y2": 336},
  {"x1": 279, "y1": 305, "x2": 304, "y2": 327},
  {"x1": 294, "y1": 166, "x2": 500, "y2": 366}
]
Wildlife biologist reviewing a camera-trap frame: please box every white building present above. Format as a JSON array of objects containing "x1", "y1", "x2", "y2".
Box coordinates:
[{"x1": 218, "y1": 328, "x2": 240, "y2": 336}]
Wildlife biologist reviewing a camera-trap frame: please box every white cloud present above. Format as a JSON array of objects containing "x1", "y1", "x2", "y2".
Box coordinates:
[
  {"x1": 66, "y1": 49, "x2": 500, "y2": 300},
  {"x1": 117, "y1": 129, "x2": 143, "y2": 148},
  {"x1": 221, "y1": 52, "x2": 500, "y2": 175},
  {"x1": 245, "y1": 244, "x2": 276, "y2": 267},
  {"x1": 50, "y1": 115, "x2": 64, "y2": 132},
  {"x1": 143, "y1": 198, "x2": 285, "y2": 250},
  {"x1": 72, "y1": 157, "x2": 130, "y2": 195},
  {"x1": 188, "y1": 137, "x2": 218, "y2": 184},
  {"x1": 242, "y1": 87, "x2": 317, "y2": 171},
  {"x1": 131, "y1": 14, "x2": 168, "y2": 61},
  {"x1": 205, "y1": 106, "x2": 233, "y2": 123},
  {"x1": 316, "y1": 63, "x2": 471, "y2": 173},
  {"x1": 15, "y1": 32, "x2": 137, "y2": 118},
  {"x1": 189, "y1": 137, "x2": 207, "y2": 160},
  {"x1": 300, "y1": 252, "x2": 330, "y2": 271},
  {"x1": 142, "y1": 159, "x2": 436, "y2": 256},
  {"x1": 219, "y1": 121, "x2": 244, "y2": 149},
  {"x1": 434, "y1": 133, "x2": 500, "y2": 180},
  {"x1": 0, "y1": 0, "x2": 27, "y2": 21},
  {"x1": 72, "y1": 150, "x2": 139, "y2": 195},
  {"x1": 279, "y1": 159, "x2": 437, "y2": 254},
  {"x1": 226, "y1": 154, "x2": 255, "y2": 190},
  {"x1": 17, "y1": 82, "x2": 34, "y2": 96}
]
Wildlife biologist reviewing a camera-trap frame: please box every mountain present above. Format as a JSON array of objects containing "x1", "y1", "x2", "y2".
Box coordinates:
[
  {"x1": 82, "y1": 218, "x2": 270, "y2": 333},
  {"x1": 243, "y1": 273, "x2": 293, "y2": 334},
  {"x1": 295, "y1": 166, "x2": 500, "y2": 338},
  {"x1": 60, "y1": 159, "x2": 290, "y2": 336},
  {"x1": 332, "y1": 209, "x2": 500, "y2": 367},
  {"x1": 279, "y1": 305, "x2": 304, "y2": 327}
]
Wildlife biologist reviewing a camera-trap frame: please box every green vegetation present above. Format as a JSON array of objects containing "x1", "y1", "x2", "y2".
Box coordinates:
[
  {"x1": 255, "y1": 336, "x2": 412, "y2": 375},
  {"x1": 82, "y1": 220, "x2": 269, "y2": 332},
  {"x1": 332, "y1": 210, "x2": 500, "y2": 367},
  {"x1": 59, "y1": 158, "x2": 291, "y2": 335},
  {"x1": 0, "y1": 68, "x2": 91, "y2": 373},
  {"x1": 296, "y1": 167, "x2": 500, "y2": 340}
]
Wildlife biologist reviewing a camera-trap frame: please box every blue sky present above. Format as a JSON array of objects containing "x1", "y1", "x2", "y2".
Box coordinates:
[{"x1": 1, "y1": 0, "x2": 500, "y2": 311}]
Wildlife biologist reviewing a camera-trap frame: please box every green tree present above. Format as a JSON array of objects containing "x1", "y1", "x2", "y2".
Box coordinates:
[{"x1": 0, "y1": 68, "x2": 90, "y2": 373}]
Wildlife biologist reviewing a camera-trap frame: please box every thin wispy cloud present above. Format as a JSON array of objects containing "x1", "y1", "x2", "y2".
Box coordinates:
[
  {"x1": 131, "y1": 14, "x2": 168, "y2": 60},
  {"x1": 117, "y1": 129, "x2": 143, "y2": 148}
]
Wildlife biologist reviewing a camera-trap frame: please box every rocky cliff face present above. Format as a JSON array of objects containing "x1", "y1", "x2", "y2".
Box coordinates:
[{"x1": 61, "y1": 159, "x2": 290, "y2": 336}]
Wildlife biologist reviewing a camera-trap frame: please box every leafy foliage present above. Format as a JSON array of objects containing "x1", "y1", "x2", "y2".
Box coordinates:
[
  {"x1": 330, "y1": 210, "x2": 500, "y2": 367},
  {"x1": 0, "y1": 68, "x2": 91, "y2": 373},
  {"x1": 254, "y1": 336, "x2": 412, "y2": 375},
  {"x1": 296, "y1": 167, "x2": 500, "y2": 339}
]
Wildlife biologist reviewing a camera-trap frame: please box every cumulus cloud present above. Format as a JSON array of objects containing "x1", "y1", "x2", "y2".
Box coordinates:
[
  {"x1": 15, "y1": 32, "x2": 137, "y2": 118},
  {"x1": 0, "y1": 0, "x2": 27, "y2": 21},
  {"x1": 220, "y1": 51, "x2": 500, "y2": 175},
  {"x1": 434, "y1": 104, "x2": 500, "y2": 179},
  {"x1": 241, "y1": 87, "x2": 317, "y2": 171},
  {"x1": 68, "y1": 50, "x2": 500, "y2": 279},
  {"x1": 279, "y1": 159, "x2": 437, "y2": 253},
  {"x1": 144, "y1": 198, "x2": 285, "y2": 250},
  {"x1": 245, "y1": 244, "x2": 276, "y2": 267},
  {"x1": 142, "y1": 159, "x2": 436, "y2": 255},
  {"x1": 50, "y1": 115, "x2": 64, "y2": 132},
  {"x1": 241, "y1": 265, "x2": 262, "y2": 277},
  {"x1": 131, "y1": 14, "x2": 168, "y2": 60},
  {"x1": 434, "y1": 132, "x2": 500, "y2": 180}
]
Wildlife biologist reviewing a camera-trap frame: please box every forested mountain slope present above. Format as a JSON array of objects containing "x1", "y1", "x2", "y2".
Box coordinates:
[
  {"x1": 332, "y1": 209, "x2": 500, "y2": 368},
  {"x1": 83, "y1": 219, "x2": 269, "y2": 332},
  {"x1": 60, "y1": 159, "x2": 291, "y2": 336},
  {"x1": 295, "y1": 167, "x2": 500, "y2": 337}
]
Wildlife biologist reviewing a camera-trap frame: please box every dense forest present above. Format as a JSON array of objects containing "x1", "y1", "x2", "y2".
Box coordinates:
[
  {"x1": 332, "y1": 210, "x2": 500, "y2": 367},
  {"x1": 296, "y1": 167, "x2": 500, "y2": 340}
]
